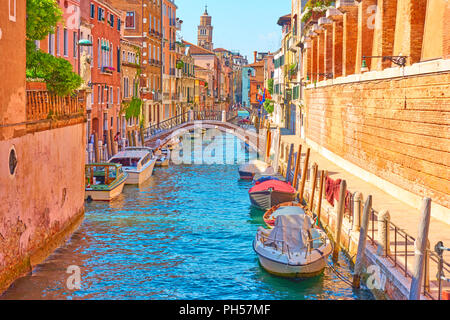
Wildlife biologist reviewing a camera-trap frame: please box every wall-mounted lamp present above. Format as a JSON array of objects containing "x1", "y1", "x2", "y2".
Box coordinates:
[{"x1": 362, "y1": 55, "x2": 407, "y2": 72}]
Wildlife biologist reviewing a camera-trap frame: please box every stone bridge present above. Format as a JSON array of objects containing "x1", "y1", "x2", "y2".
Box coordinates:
[{"x1": 144, "y1": 112, "x2": 267, "y2": 155}]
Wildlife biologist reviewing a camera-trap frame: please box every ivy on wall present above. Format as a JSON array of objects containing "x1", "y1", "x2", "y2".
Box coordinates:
[{"x1": 26, "y1": 0, "x2": 82, "y2": 96}]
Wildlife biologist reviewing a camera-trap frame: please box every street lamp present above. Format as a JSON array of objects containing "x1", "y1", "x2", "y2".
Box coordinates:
[{"x1": 361, "y1": 55, "x2": 407, "y2": 73}]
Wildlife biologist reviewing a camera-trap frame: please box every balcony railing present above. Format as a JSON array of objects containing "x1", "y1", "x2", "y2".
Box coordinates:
[{"x1": 26, "y1": 90, "x2": 85, "y2": 121}]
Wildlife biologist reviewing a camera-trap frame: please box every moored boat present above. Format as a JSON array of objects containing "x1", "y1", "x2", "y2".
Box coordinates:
[
  {"x1": 85, "y1": 163, "x2": 128, "y2": 201},
  {"x1": 263, "y1": 202, "x2": 308, "y2": 229},
  {"x1": 248, "y1": 180, "x2": 297, "y2": 210},
  {"x1": 108, "y1": 147, "x2": 156, "y2": 185},
  {"x1": 253, "y1": 215, "x2": 332, "y2": 278},
  {"x1": 239, "y1": 160, "x2": 274, "y2": 180},
  {"x1": 155, "y1": 148, "x2": 171, "y2": 167}
]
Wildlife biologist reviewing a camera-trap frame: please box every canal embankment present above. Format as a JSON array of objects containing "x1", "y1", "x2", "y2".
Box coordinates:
[{"x1": 270, "y1": 133, "x2": 450, "y2": 300}]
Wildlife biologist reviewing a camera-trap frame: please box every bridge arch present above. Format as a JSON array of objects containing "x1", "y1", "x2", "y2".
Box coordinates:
[{"x1": 146, "y1": 120, "x2": 267, "y2": 155}]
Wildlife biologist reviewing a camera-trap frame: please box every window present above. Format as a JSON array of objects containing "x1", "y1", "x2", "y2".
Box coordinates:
[
  {"x1": 73, "y1": 32, "x2": 78, "y2": 58},
  {"x1": 117, "y1": 19, "x2": 121, "y2": 31},
  {"x1": 56, "y1": 27, "x2": 60, "y2": 56},
  {"x1": 97, "y1": 39, "x2": 101, "y2": 68},
  {"x1": 109, "y1": 14, "x2": 114, "y2": 27},
  {"x1": 9, "y1": 0, "x2": 16, "y2": 22},
  {"x1": 90, "y1": 4, "x2": 95, "y2": 18},
  {"x1": 125, "y1": 12, "x2": 135, "y2": 29},
  {"x1": 123, "y1": 78, "x2": 129, "y2": 98},
  {"x1": 63, "y1": 29, "x2": 68, "y2": 56},
  {"x1": 98, "y1": 7, "x2": 104, "y2": 22},
  {"x1": 48, "y1": 33, "x2": 54, "y2": 55}
]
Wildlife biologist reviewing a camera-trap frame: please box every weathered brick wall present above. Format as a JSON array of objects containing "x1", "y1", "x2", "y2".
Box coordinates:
[
  {"x1": 304, "y1": 72, "x2": 450, "y2": 209},
  {"x1": 393, "y1": 0, "x2": 426, "y2": 65}
]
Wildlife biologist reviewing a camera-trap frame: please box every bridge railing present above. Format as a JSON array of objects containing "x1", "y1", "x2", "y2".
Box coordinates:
[
  {"x1": 144, "y1": 112, "x2": 189, "y2": 139},
  {"x1": 144, "y1": 110, "x2": 238, "y2": 141}
]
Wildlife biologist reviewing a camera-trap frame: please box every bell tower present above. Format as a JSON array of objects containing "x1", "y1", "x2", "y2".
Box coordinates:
[{"x1": 197, "y1": 5, "x2": 213, "y2": 51}]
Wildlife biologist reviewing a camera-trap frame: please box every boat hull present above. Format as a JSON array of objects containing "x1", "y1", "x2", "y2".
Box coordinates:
[
  {"x1": 239, "y1": 170, "x2": 255, "y2": 180},
  {"x1": 125, "y1": 159, "x2": 156, "y2": 185},
  {"x1": 256, "y1": 249, "x2": 327, "y2": 278},
  {"x1": 156, "y1": 158, "x2": 169, "y2": 167},
  {"x1": 253, "y1": 239, "x2": 332, "y2": 278},
  {"x1": 85, "y1": 178, "x2": 126, "y2": 201},
  {"x1": 249, "y1": 190, "x2": 297, "y2": 211}
]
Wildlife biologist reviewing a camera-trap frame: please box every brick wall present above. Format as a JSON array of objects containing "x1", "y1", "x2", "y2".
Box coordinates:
[
  {"x1": 372, "y1": 0, "x2": 398, "y2": 70},
  {"x1": 324, "y1": 25, "x2": 333, "y2": 75},
  {"x1": 304, "y1": 72, "x2": 450, "y2": 209},
  {"x1": 332, "y1": 20, "x2": 343, "y2": 78},
  {"x1": 422, "y1": 0, "x2": 446, "y2": 61},
  {"x1": 393, "y1": 0, "x2": 426, "y2": 65},
  {"x1": 318, "y1": 32, "x2": 325, "y2": 81},
  {"x1": 443, "y1": 0, "x2": 450, "y2": 59},
  {"x1": 356, "y1": 0, "x2": 376, "y2": 73},
  {"x1": 342, "y1": 8, "x2": 358, "y2": 76}
]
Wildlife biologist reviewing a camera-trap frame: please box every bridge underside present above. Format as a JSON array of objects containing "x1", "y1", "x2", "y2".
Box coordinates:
[{"x1": 145, "y1": 120, "x2": 267, "y2": 155}]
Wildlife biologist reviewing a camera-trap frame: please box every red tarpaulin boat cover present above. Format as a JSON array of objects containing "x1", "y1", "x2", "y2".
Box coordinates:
[{"x1": 249, "y1": 180, "x2": 296, "y2": 194}]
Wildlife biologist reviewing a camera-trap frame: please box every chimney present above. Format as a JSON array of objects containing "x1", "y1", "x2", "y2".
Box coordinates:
[{"x1": 254, "y1": 51, "x2": 257, "y2": 63}]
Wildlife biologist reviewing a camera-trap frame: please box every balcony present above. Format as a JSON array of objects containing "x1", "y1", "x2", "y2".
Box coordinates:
[
  {"x1": 101, "y1": 66, "x2": 114, "y2": 74},
  {"x1": 26, "y1": 90, "x2": 85, "y2": 122}
]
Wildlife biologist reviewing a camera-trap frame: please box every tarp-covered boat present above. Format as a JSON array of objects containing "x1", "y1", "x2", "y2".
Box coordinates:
[
  {"x1": 253, "y1": 215, "x2": 332, "y2": 278},
  {"x1": 239, "y1": 160, "x2": 274, "y2": 180},
  {"x1": 248, "y1": 180, "x2": 297, "y2": 210},
  {"x1": 263, "y1": 202, "x2": 307, "y2": 228}
]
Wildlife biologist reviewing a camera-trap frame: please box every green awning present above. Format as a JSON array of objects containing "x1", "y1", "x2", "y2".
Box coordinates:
[{"x1": 79, "y1": 39, "x2": 93, "y2": 46}]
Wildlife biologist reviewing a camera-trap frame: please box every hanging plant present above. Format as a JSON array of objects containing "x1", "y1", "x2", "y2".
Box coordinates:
[
  {"x1": 124, "y1": 96, "x2": 142, "y2": 121},
  {"x1": 176, "y1": 60, "x2": 184, "y2": 69}
]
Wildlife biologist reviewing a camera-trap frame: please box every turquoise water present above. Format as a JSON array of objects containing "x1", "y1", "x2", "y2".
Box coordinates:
[
  {"x1": 1, "y1": 134, "x2": 373, "y2": 300},
  {"x1": 238, "y1": 110, "x2": 250, "y2": 118}
]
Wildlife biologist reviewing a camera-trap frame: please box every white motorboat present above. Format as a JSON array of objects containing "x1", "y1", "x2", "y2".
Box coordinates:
[
  {"x1": 155, "y1": 148, "x2": 171, "y2": 167},
  {"x1": 253, "y1": 214, "x2": 332, "y2": 278},
  {"x1": 238, "y1": 159, "x2": 274, "y2": 180},
  {"x1": 108, "y1": 147, "x2": 156, "y2": 185}
]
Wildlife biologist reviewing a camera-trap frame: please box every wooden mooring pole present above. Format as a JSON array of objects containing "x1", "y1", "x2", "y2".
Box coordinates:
[
  {"x1": 132, "y1": 130, "x2": 137, "y2": 147},
  {"x1": 298, "y1": 148, "x2": 310, "y2": 204},
  {"x1": 127, "y1": 131, "x2": 133, "y2": 147},
  {"x1": 317, "y1": 170, "x2": 326, "y2": 224},
  {"x1": 109, "y1": 129, "x2": 116, "y2": 156},
  {"x1": 286, "y1": 144, "x2": 294, "y2": 183},
  {"x1": 106, "y1": 130, "x2": 112, "y2": 160},
  {"x1": 309, "y1": 163, "x2": 318, "y2": 213},
  {"x1": 353, "y1": 195, "x2": 373, "y2": 288},
  {"x1": 293, "y1": 144, "x2": 302, "y2": 189},
  {"x1": 409, "y1": 198, "x2": 432, "y2": 300},
  {"x1": 94, "y1": 132, "x2": 99, "y2": 163},
  {"x1": 332, "y1": 179, "x2": 347, "y2": 263},
  {"x1": 140, "y1": 128, "x2": 145, "y2": 147}
]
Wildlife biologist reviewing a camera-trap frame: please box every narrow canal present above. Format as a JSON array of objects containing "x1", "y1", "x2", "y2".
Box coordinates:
[{"x1": 1, "y1": 133, "x2": 373, "y2": 300}]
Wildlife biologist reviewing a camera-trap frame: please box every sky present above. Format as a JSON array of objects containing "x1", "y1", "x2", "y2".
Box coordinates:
[{"x1": 176, "y1": 0, "x2": 291, "y2": 62}]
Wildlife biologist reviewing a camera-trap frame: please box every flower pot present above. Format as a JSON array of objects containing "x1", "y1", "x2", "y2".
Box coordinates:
[{"x1": 26, "y1": 81, "x2": 47, "y2": 91}]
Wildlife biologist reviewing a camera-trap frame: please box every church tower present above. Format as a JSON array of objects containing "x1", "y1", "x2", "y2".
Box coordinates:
[{"x1": 197, "y1": 6, "x2": 213, "y2": 51}]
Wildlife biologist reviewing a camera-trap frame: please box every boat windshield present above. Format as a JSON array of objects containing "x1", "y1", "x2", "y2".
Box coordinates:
[
  {"x1": 110, "y1": 158, "x2": 141, "y2": 168},
  {"x1": 86, "y1": 165, "x2": 117, "y2": 186}
]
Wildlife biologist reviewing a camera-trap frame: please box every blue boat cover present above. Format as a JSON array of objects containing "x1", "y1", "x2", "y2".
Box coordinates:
[{"x1": 254, "y1": 176, "x2": 281, "y2": 184}]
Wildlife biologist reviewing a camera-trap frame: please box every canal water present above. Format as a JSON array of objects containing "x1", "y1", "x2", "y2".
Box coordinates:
[{"x1": 1, "y1": 133, "x2": 373, "y2": 300}]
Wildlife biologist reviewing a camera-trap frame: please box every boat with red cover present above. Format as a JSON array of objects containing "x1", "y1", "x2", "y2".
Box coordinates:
[{"x1": 248, "y1": 180, "x2": 297, "y2": 210}]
